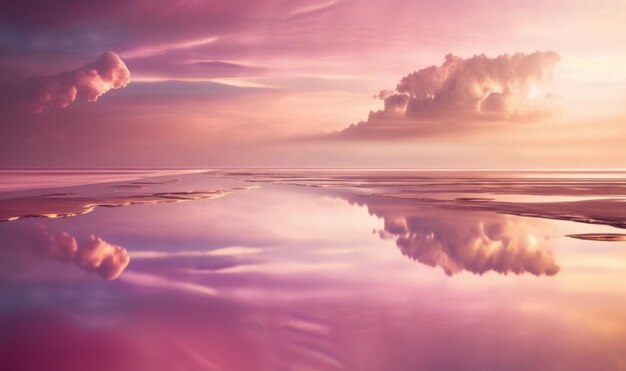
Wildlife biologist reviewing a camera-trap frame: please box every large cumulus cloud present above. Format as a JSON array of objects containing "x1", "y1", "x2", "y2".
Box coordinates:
[
  {"x1": 30, "y1": 224, "x2": 130, "y2": 280},
  {"x1": 350, "y1": 195, "x2": 559, "y2": 276},
  {"x1": 20, "y1": 51, "x2": 130, "y2": 113},
  {"x1": 338, "y1": 51, "x2": 560, "y2": 138},
  {"x1": 376, "y1": 215, "x2": 559, "y2": 276}
]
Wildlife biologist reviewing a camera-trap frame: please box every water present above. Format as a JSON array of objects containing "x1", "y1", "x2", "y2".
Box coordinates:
[{"x1": 0, "y1": 170, "x2": 625, "y2": 370}]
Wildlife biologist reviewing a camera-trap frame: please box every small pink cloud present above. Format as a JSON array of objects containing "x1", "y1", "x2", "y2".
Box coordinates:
[
  {"x1": 33, "y1": 224, "x2": 130, "y2": 280},
  {"x1": 22, "y1": 51, "x2": 131, "y2": 113}
]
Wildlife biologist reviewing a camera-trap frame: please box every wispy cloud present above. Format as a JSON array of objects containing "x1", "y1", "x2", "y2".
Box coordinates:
[
  {"x1": 121, "y1": 36, "x2": 218, "y2": 59},
  {"x1": 285, "y1": 0, "x2": 339, "y2": 19},
  {"x1": 121, "y1": 271, "x2": 216, "y2": 296},
  {"x1": 131, "y1": 246, "x2": 262, "y2": 258}
]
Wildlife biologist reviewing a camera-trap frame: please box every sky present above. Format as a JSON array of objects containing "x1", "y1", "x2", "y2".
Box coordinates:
[{"x1": 0, "y1": 0, "x2": 625, "y2": 168}]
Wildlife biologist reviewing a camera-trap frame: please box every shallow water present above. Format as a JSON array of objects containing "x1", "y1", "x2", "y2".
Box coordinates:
[{"x1": 0, "y1": 170, "x2": 625, "y2": 370}]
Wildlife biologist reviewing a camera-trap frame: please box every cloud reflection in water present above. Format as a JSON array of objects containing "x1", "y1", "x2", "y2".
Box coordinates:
[
  {"x1": 0, "y1": 223, "x2": 130, "y2": 280},
  {"x1": 351, "y1": 195, "x2": 559, "y2": 276}
]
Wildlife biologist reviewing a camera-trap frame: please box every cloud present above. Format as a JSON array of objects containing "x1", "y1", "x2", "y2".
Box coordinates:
[
  {"x1": 127, "y1": 59, "x2": 267, "y2": 82},
  {"x1": 350, "y1": 195, "x2": 559, "y2": 276},
  {"x1": 21, "y1": 51, "x2": 130, "y2": 113},
  {"x1": 377, "y1": 216, "x2": 559, "y2": 276},
  {"x1": 121, "y1": 36, "x2": 219, "y2": 59},
  {"x1": 31, "y1": 224, "x2": 130, "y2": 280},
  {"x1": 120, "y1": 272, "x2": 216, "y2": 296},
  {"x1": 337, "y1": 51, "x2": 560, "y2": 139}
]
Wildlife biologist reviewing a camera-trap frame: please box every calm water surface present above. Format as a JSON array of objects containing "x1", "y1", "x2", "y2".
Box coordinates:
[{"x1": 0, "y1": 170, "x2": 625, "y2": 370}]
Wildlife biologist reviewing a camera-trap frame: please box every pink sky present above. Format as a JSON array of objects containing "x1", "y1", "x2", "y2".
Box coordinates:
[{"x1": 0, "y1": 0, "x2": 625, "y2": 168}]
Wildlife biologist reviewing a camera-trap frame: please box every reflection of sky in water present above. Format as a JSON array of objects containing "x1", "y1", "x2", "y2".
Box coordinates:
[{"x1": 1, "y1": 173, "x2": 626, "y2": 370}]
